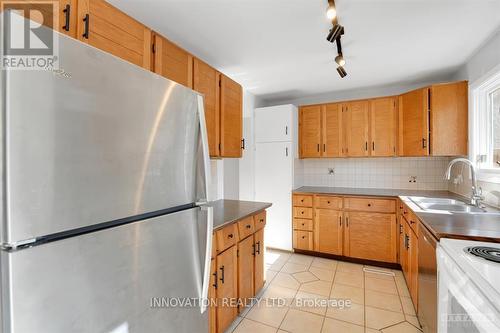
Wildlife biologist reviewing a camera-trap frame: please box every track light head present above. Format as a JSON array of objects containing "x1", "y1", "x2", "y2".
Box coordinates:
[
  {"x1": 337, "y1": 66, "x2": 347, "y2": 78},
  {"x1": 335, "y1": 54, "x2": 345, "y2": 67},
  {"x1": 326, "y1": 24, "x2": 344, "y2": 43},
  {"x1": 326, "y1": 4, "x2": 337, "y2": 20}
]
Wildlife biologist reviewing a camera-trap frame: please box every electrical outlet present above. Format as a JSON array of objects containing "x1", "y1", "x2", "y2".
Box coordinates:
[
  {"x1": 328, "y1": 168, "x2": 335, "y2": 175},
  {"x1": 408, "y1": 176, "x2": 417, "y2": 183}
]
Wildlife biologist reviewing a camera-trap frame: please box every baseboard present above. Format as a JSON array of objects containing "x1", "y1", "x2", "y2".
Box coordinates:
[{"x1": 293, "y1": 249, "x2": 402, "y2": 270}]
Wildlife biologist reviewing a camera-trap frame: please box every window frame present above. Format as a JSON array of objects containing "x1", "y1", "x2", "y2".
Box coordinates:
[{"x1": 470, "y1": 66, "x2": 500, "y2": 183}]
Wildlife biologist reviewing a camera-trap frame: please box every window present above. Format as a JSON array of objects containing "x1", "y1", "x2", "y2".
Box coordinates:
[{"x1": 471, "y1": 68, "x2": 500, "y2": 180}]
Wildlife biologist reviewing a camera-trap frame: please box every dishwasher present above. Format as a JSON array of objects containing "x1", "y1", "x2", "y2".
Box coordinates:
[{"x1": 418, "y1": 224, "x2": 438, "y2": 333}]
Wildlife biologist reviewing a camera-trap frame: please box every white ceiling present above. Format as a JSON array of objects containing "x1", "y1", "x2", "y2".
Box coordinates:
[{"x1": 109, "y1": 0, "x2": 500, "y2": 103}]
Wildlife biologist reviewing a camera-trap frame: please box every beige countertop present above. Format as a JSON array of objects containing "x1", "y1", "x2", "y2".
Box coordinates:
[{"x1": 209, "y1": 199, "x2": 272, "y2": 230}]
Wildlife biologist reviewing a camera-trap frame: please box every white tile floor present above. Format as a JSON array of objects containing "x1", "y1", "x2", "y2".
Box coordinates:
[{"x1": 228, "y1": 249, "x2": 422, "y2": 333}]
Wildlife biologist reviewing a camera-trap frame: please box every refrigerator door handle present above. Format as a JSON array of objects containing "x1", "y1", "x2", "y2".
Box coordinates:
[
  {"x1": 199, "y1": 205, "x2": 214, "y2": 314},
  {"x1": 196, "y1": 95, "x2": 212, "y2": 204}
]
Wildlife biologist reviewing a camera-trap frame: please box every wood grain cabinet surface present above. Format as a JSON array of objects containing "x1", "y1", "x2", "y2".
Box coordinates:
[
  {"x1": 299, "y1": 105, "x2": 322, "y2": 158},
  {"x1": 215, "y1": 246, "x2": 237, "y2": 333},
  {"x1": 152, "y1": 32, "x2": 193, "y2": 88},
  {"x1": 370, "y1": 97, "x2": 397, "y2": 157},
  {"x1": 343, "y1": 100, "x2": 370, "y2": 157},
  {"x1": 220, "y1": 74, "x2": 243, "y2": 158},
  {"x1": 314, "y1": 209, "x2": 343, "y2": 255}
]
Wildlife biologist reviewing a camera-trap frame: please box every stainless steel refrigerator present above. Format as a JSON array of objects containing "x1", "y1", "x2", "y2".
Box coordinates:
[{"x1": 0, "y1": 13, "x2": 213, "y2": 333}]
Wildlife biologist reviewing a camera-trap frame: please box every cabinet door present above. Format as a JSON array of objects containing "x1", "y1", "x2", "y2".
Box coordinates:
[
  {"x1": 216, "y1": 246, "x2": 237, "y2": 333},
  {"x1": 430, "y1": 81, "x2": 468, "y2": 156},
  {"x1": 59, "y1": 0, "x2": 78, "y2": 37},
  {"x1": 370, "y1": 97, "x2": 397, "y2": 156},
  {"x1": 314, "y1": 209, "x2": 343, "y2": 255},
  {"x1": 77, "y1": 0, "x2": 151, "y2": 69},
  {"x1": 399, "y1": 219, "x2": 408, "y2": 276},
  {"x1": 153, "y1": 33, "x2": 193, "y2": 88},
  {"x1": 293, "y1": 230, "x2": 313, "y2": 251},
  {"x1": 322, "y1": 103, "x2": 343, "y2": 157},
  {"x1": 402, "y1": 220, "x2": 411, "y2": 284},
  {"x1": 220, "y1": 74, "x2": 243, "y2": 157},
  {"x1": 255, "y1": 105, "x2": 294, "y2": 143},
  {"x1": 409, "y1": 228, "x2": 419, "y2": 310},
  {"x1": 237, "y1": 236, "x2": 254, "y2": 307},
  {"x1": 344, "y1": 101, "x2": 369, "y2": 157},
  {"x1": 399, "y1": 88, "x2": 429, "y2": 156},
  {"x1": 254, "y1": 228, "x2": 265, "y2": 293},
  {"x1": 209, "y1": 259, "x2": 217, "y2": 333},
  {"x1": 194, "y1": 59, "x2": 220, "y2": 157},
  {"x1": 344, "y1": 212, "x2": 397, "y2": 263},
  {"x1": 299, "y1": 105, "x2": 322, "y2": 158}
]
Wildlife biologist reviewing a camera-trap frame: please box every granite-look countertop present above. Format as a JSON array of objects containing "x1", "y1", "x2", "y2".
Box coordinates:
[
  {"x1": 209, "y1": 199, "x2": 272, "y2": 230},
  {"x1": 293, "y1": 186, "x2": 500, "y2": 242}
]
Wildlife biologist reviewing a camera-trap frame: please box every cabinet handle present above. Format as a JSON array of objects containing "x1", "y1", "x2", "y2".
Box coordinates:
[
  {"x1": 368, "y1": 203, "x2": 372, "y2": 207},
  {"x1": 346, "y1": 217, "x2": 349, "y2": 227},
  {"x1": 246, "y1": 224, "x2": 251, "y2": 229},
  {"x1": 301, "y1": 211, "x2": 304, "y2": 215},
  {"x1": 212, "y1": 271, "x2": 218, "y2": 289},
  {"x1": 62, "y1": 4, "x2": 71, "y2": 32},
  {"x1": 365, "y1": 142, "x2": 368, "y2": 151},
  {"x1": 252, "y1": 243, "x2": 256, "y2": 256},
  {"x1": 410, "y1": 220, "x2": 415, "y2": 224},
  {"x1": 323, "y1": 144, "x2": 326, "y2": 152},
  {"x1": 372, "y1": 142, "x2": 375, "y2": 151},
  {"x1": 285, "y1": 147, "x2": 288, "y2": 157},
  {"x1": 422, "y1": 138, "x2": 427, "y2": 149},
  {"x1": 241, "y1": 139, "x2": 245, "y2": 150},
  {"x1": 327, "y1": 201, "x2": 331, "y2": 204},
  {"x1": 399, "y1": 224, "x2": 403, "y2": 234},
  {"x1": 317, "y1": 144, "x2": 320, "y2": 152},
  {"x1": 302, "y1": 236, "x2": 305, "y2": 239},
  {"x1": 228, "y1": 233, "x2": 234, "y2": 239},
  {"x1": 301, "y1": 223, "x2": 305, "y2": 226},
  {"x1": 285, "y1": 126, "x2": 288, "y2": 135},
  {"x1": 82, "y1": 14, "x2": 90, "y2": 39},
  {"x1": 219, "y1": 265, "x2": 225, "y2": 284},
  {"x1": 339, "y1": 216, "x2": 342, "y2": 226},
  {"x1": 301, "y1": 199, "x2": 304, "y2": 203},
  {"x1": 256, "y1": 241, "x2": 261, "y2": 254},
  {"x1": 260, "y1": 219, "x2": 264, "y2": 223}
]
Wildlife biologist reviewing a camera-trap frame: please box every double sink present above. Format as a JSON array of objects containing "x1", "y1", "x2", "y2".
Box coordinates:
[{"x1": 409, "y1": 197, "x2": 499, "y2": 214}]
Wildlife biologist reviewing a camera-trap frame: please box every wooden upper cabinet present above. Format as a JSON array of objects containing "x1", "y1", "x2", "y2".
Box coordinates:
[
  {"x1": 152, "y1": 32, "x2": 193, "y2": 88},
  {"x1": 59, "y1": 0, "x2": 78, "y2": 37},
  {"x1": 430, "y1": 81, "x2": 468, "y2": 156},
  {"x1": 344, "y1": 100, "x2": 369, "y2": 157},
  {"x1": 314, "y1": 209, "x2": 343, "y2": 255},
  {"x1": 322, "y1": 103, "x2": 343, "y2": 157},
  {"x1": 220, "y1": 74, "x2": 243, "y2": 158},
  {"x1": 399, "y1": 88, "x2": 429, "y2": 156},
  {"x1": 299, "y1": 105, "x2": 322, "y2": 158},
  {"x1": 193, "y1": 59, "x2": 220, "y2": 157},
  {"x1": 370, "y1": 97, "x2": 397, "y2": 157},
  {"x1": 77, "y1": 0, "x2": 151, "y2": 69}
]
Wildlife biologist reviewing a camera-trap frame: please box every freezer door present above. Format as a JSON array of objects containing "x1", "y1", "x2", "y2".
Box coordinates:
[
  {"x1": 0, "y1": 207, "x2": 212, "y2": 333},
  {"x1": 0, "y1": 20, "x2": 209, "y2": 244}
]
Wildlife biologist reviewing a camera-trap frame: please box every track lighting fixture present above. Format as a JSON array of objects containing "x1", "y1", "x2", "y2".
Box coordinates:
[
  {"x1": 335, "y1": 54, "x2": 345, "y2": 67},
  {"x1": 326, "y1": 24, "x2": 344, "y2": 43},
  {"x1": 326, "y1": 0, "x2": 337, "y2": 20},
  {"x1": 336, "y1": 66, "x2": 347, "y2": 78}
]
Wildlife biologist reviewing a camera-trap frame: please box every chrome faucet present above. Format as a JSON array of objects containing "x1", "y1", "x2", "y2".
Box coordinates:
[{"x1": 445, "y1": 158, "x2": 484, "y2": 208}]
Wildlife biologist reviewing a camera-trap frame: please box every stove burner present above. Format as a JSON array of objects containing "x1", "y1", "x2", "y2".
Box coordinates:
[{"x1": 465, "y1": 246, "x2": 500, "y2": 263}]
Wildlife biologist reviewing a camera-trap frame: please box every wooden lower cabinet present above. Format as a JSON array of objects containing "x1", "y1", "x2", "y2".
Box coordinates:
[
  {"x1": 344, "y1": 212, "x2": 397, "y2": 263},
  {"x1": 209, "y1": 259, "x2": 217, "y2": 333},
  {"x1": 237, "y1": 236, "x2": 254, "y2": 307},
  {"x1": 294, "y1": 230, "x2": 314, "y2": 251},
  {"x1": 400, "y1": 214, "x2": 419, "y2": 311},
  {"x1": 215, "y1": 246, "x2": 237, "y2": 333},
  {"x1": 254, "y1": 228, "x2": 265, "y2": 293},
  {"x1": 314, "y1": 209, "x2": 343, "y2": 255}
]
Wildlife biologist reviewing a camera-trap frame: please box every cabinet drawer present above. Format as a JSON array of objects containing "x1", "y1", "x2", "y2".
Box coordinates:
[
  {"x1": 314, "y1": 195, "x2": 343, "y2": 210},
  {"x1": 237, "y1": 216, "x2": 255, "y2": 240},
  {"x1": 254, "y1": 210, "x2": 266, "y2": 230},
  {"x1": 345, "y1": 197, "x2": 396, "y2": 213},
  {"x1": 216, "y1": 223, "x2": 238, "y2": 253},
  {"x1": 293, "y1": 218, "x2": 313, "y2": 231},
  {"x1": 293, "y1": 207, "x2": 313, "y2": 219},
  {"x1": 293, "y1": 195, "x2": 313, "y2": 207},
  {"x1": 293, "y1": 230, "x2": 313, "y2": 251},
  {"x1": 402, "y1": 204, "x2": 420, "y2": 235}
]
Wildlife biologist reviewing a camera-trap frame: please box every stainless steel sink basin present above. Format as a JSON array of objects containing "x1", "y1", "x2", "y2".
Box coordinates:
[
  {"x1": 417, "y1": 203, "x2": 486, "y2": 213},
  {"x1": 410, "y1": 198, "x2": 465, "y2": 205}
]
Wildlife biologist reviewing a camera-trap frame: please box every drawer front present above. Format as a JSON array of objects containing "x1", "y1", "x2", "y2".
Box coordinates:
[
  {"x1": 315, "y1": 195, "x2": 343, "y2": 210},
  {"x1": 293, "y1": 230, "x2": 313, "y2": 251},
  {"x1": 402, "y1": 204, "x2": 420, "y2": 235},
  {"x1": 254, "y1": 210, "x2": 266, "y2": 230},
  {"x1": 293, "y1": 218, "x2": 313, "y2": 231},
  {"x1": 293, "y1": 207, "x2": 313, "y2": 219},
  {"x1": 345, "y1": 197, "x2": 396, "y2": 213},
  {"x1": 237, "y1": 216, "x2": 255, "y2": 240},
  {"x1": 216, "y1": 223, "x2": 238, "y2": 253},
  {"x1": 293, "y1": 195, "x2": 313, "y2": 207}
]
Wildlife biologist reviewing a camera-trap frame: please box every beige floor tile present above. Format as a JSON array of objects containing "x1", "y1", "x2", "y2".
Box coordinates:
[
  {"x1": 299, "y1": 280, "x2": 332, "y2": 297},
  {"x1": 293, "y1": 271, "x2": 319, "y2": 283},
  {"x1": 321, "y1": 317, "x2": 364, "y2": 333},
  {"x1": 271, "y1": 273, "x2": 301, "y2": 291},
  {"x1": 365, "y1": 276, "x2": 398, "y2": 295},
  {"x1": 400, "y1": 296, "x2": 416, "y2": 316},
  {"x1": 334, "y1": 271, "x2": 364, "y2": 288},
  {"x1": 281, "y1": 262, "x2": 309, "y2": 274},
  {"x1": 266, "y1": 249, "x2": 291, "y2": 263},
  {"x1": 405, "y1": 314, "x2": 421, "y2": 329},
  {"x1": 265, "y1": 269, "x2": 278, "y2": 283},
  {"x1": 291, "y1": 291, "x2": 328, "y2": 316},
  {"x1": 268, "y1": 260, "x2": 287, "y2": 272},
  {"x1": 288, "y1": 254, "x2": 314, "y2": 266},
  {"x1": 393, "y1": 270, "x2": 404, "y2": 279},
  {"x1": 330, "y1": 284, "x2": 364, "y2": 304},
  {"x1": 280, "y1": 309, "x2": 324, "y2": 333},
  {"x1": 325, "y1": 301, "x2": 364, "y2": 326},
  {"x1": 365, "y1": 306, "x2": 405, "y2": 330},
  {"x1": 365, "y1": 290, "x2": 403, "y2": 312},
  {"x1": 366, "y1": 329, "x2": 381, "y2": 333},
  {"x1": 233, "y1": 318, "x2": 278, "y2": 333},
  {"x1": 395, "y1": 277, "x2": 411, "y2": 297},
  {"x1": 381, "y1": 321, "x2": 422, "y2": 333},
  {"x1": 309, "y1": 266, "x2": 335, "y2": 282},
  {"x1": 311, "y1": 257, "x2": 338, "y2": 270},
  {"x1": 246, "y1": 302, "x2": 289, "y2": 328},
  {"x1": 261, "y1": 284, "x2": 297, "y2": 306},
  {"x1": 337, "y1": 261, "x2": 364, "y2": 274},
  {"x1": 364, "y1": 270, "x2": 396, "y2": 281}
]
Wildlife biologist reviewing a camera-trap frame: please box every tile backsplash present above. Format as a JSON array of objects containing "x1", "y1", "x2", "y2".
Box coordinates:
[{"x1": 295, "y1": 157, "x2": 452, "y2": 190}]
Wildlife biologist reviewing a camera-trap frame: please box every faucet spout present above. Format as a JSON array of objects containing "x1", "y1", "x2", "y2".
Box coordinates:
[{"x1": 445, "y1": 158, "x2": 484, "y2": 208}]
